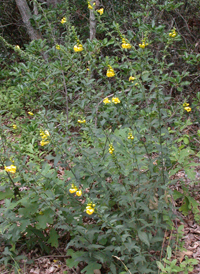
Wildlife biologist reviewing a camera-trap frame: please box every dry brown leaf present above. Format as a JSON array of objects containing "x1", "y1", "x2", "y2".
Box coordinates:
[{"x1": 176, "y1": 250, "x2": 193, "y2": 262}]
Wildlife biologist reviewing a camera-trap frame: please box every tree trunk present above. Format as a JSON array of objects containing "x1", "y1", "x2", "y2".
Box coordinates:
[
  {"x1": 89, "y1": 0, "x2": 96, "y2": 40},
  {"x1": 15, "y1": 0, "x2": 42, "y2": 41}
]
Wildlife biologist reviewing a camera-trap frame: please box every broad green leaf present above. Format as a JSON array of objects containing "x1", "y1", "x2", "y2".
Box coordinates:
[
  {"x1": 156, "y1": 261, "x2": 164, "y2": 271},
  {"x1": 138, "y1": 231, "x2": 150, "y2": 247},
  {"x1": 35, "y1": 209, "x2": 54, "y2": 229},
  {"x1": 81, "y1": 262, "x2": 101, "y2": 274},
  {"x1": 47, "y1": 228, "x2": 59, "y2": 248},
  {"x1": 173, "y1": 190, "x2": 183, "y2": 200},
  {"x1": 0, "y1": 188, "x2": 13, "y2": 200}
]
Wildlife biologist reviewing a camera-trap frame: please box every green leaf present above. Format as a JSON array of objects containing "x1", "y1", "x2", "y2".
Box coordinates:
[
  {"x1": 66, "y1": 249, "x2": 86, "y2": 268},
  {"x1": 0, "y1": 188, "x2": 13, "y2": 200},
  {"x1": 66, "y1": 258, "x2": 79, "y2": 268},
  {"x1": 173, "y1": 190, "x2": 183, "y2": 200},
  {"x1": 156, "y1": 261, "x2": 165, "y2": 271},
  {"x1": 167, "y1": 246, "x2": 172, "y2": 259},
  {"x1": 35, "y1": 209, "x2": 54, "y2": 229},
  {"x1": 81, "y1": 262, "x2": 101, "y2": 274},
  {"x1": 179, "y1": 197, "x2": 189, "y2": 216},
  {"x1": 185, "y1": 168, "x2": 196, "y2": 180},
  {"x1": 138, "y1": 231, "x2": 150, "y2": 247},
  {"x1": 183, "y1": 137, "x2": 189, "y2": 144},
  {"x1": 47, "y1": 228, "x2": 59, "y2": 248}
]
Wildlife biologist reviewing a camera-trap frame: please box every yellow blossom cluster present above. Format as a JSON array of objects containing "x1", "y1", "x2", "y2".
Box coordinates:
[
  {"x1": 78, "y1": 119, "x2": 86, "y2": 124},
  {"x1": 56, "y1": 44, "x2": 61, "y2": 50},
  {"x1": 60, "y1": 17, "x2": 66, "y2": 24},
  {"x1": 129, "y1": 76, "x2": 136, "y2": 82},
  {"x1": 121, "y1": 38, "x2": 131, "y2": 49},
  {"x1": 69, "y1": 184, "x2": 82, "y2": 196},
  {"x1": 109, "y1": 144, "x2": 114, "y2": 154},
  {"x1": 97, "y1": 8, "x2": 104, "y2": 15},
  {"x1": 13, "y1": 124, "x2": 17, "y2": 129},
  {"x1": 128, "y1": 132, "x2": 134, "y2": 140},
  {"x1": 40, "y1": 130, "x2": 50, "y2": 146},
  {"x1": 139, "y1": 41, "x2": 149, "y2": 49},
  {"x1": 103, "y1": 97, "x2": 111, "y2": 104},
  {"x1": 28, "y1": 111, "x2": 34, "y2": 116},
  {"x1": 74, "y1": 44, "x2": 83, "y2": 52},
  {"x1": 86, "y1": 202, "x2": 95, "y2": 215},
  {"x1": 112, "y1": 97, "x2": 120, "y2": 104},
  {"x1": 103, "y1": 97, "x2": 120, "y2": 104},
  {"x1": 183, "y1": 102, "x2": 191, "y2": 112},
  {"x1": 88, "y1": 1, "x2": 95, "y2": 9},
  {"x1": 15, "y1": 45, "x2": 20, "y2": 50},
  {"x1": 4, "y1": 165, "x2": 17, "y2": 174},
  {"x1": 169, "y1": 28, "x2": 177, "y2": 38},
  {"x1": 106, "y1": 65, "x2": 115, "y2": 77}
]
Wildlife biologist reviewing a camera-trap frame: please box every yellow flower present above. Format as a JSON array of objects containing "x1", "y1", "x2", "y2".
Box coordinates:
[
  {"x1": 103, "y1": 97, "x2": 111, "y2": 104},
  {"x1": 184, "y1": 107, "x2": 191, "y2": 112},
  {"x1": 69, "y1": 188, "x2": 77, "y2": 194},
  {"x1": 183, "y1": 102, "x2": 189, "y2": 107},
  {"x1": 128, "y1": 133, "x2": 134, "y2": 140},
  {"x1": 4, "y1": 165, "x2": 17, "y2": 174},
  {"x1": 97, "y1": 8, "x2": 104, "y2": 15},
  {"x1": 40, "y1": 130, "x2": 50, "y2": 139},
  {"x1": 109, "y1": 144, "x2": 114, "y2": 154},
  {"x1": 12, "y1": 124, "x2": 17, "y2": 129},
  {"x1": 69, "y1": 184, "x2": 78, "y2": 193},
  {"x1": 60, "y1": 17, "x2": 66, "y2": 24},
  {"x1": 106, "y1": 66, "x2": 115, "y2": 77},
  {"x1": 129, "y1": 76, "x2": 136, "y2": 82},
  {"x1": 85, "y1": 203, "x2": 95, "y2": 215},
  {"x1": 56, "y1": 44, "x2": 61, "y2": 50},
  {"x1": 139, "y1": 42, "x2": 148, "y2": 49},
  {"x1": 86, "y1": 208, "x2": 95, "y2": 215},
  {"x1": 44, "y1": 130, "x2": 50, "y2": 137},
  {"x1": 14, "y1": 45, "x2": 20, "y2": 50},
  {"x1": 40, "y1": 140, "x2": 50, "y2": 146},
  {"x1": 28, "y1": 111, "x2": 34, "y2": 116},
  {"x1": 73, "y1": 44, "x2": 83, "y2": 52},
  {"x1": 78, "y1": 119, "x2": 86, "y2": 124},
  {"x1": 112, "y1": 97, "x2": 120, "y2": 104},
  {"x1": 169, "y1": 29, "x2": 177, "y2": 38},
  {"x1": 76, "y1": 190, "x2": 82, "y2": 196},
  {"x1": 121, "y1": 40, "x2": 131, "y2": 49},
  {"x1": 88, "y1": 4, "x2": 93, "y2": 9}
]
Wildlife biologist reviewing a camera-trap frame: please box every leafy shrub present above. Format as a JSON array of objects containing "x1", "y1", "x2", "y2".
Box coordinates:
[{"x1": 0, "y1": 0, "x2": 200, "y2": 273}]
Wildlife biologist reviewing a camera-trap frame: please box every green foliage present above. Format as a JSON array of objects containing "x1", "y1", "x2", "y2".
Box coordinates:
[
  {"x1": 0, "y1": 0, "x2": 200, "y2": 273},
  {"x1": 157, "y1": 246, "x2": 198, "y2": 274}
]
